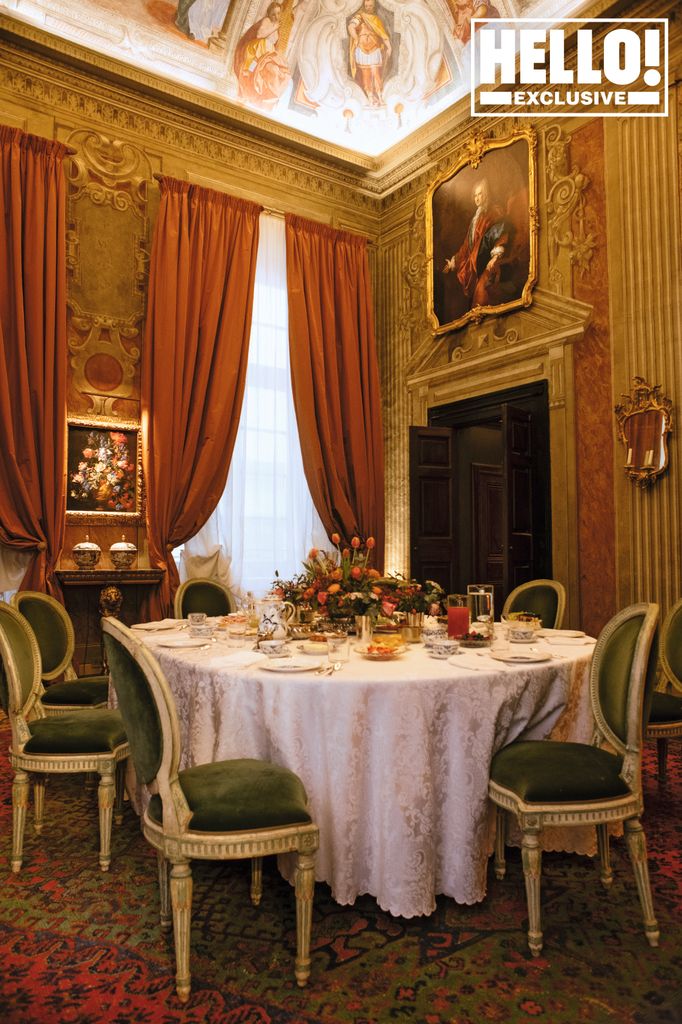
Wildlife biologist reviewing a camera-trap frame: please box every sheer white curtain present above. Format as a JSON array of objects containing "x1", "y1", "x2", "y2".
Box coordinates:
[{"x1": 180, "y1": 214, "x2": 328, "y2": 598}]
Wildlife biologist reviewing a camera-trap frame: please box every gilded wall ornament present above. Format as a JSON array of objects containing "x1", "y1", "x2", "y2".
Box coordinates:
[{"x1": 544, "y1": 124, "x2": 595, "y2": 285}]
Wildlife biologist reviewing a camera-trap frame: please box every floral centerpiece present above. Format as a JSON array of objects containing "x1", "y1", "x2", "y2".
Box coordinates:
[
  {"x1": 273, "y1": 534, "x2": 384, "y2": 621},
  {"x1": 382, "y1": 577, "x2": 445, "y2": 617}
]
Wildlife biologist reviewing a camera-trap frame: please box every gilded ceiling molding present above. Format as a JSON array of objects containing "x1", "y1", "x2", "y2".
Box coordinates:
[
  {"x1": 544, "y1": 125, "x2": 595, "y2": 296},
  {"x1": 0, "y1": 37, "x2": 383, "y2": 217}
]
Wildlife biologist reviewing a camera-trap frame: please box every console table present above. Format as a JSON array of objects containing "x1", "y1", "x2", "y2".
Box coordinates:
[{"x1": 57, "y1": 568, "x2": 164, "y2": 674}]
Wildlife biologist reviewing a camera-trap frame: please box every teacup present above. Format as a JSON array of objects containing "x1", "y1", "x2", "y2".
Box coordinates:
[
  {"x1": 188, "y1": 612, "x2": 207, "y2": 627},
  {"x1": 508, "y1": 624, "x2": 539, "y2": 642},
  {"x1": 423, "y1": 627, "x2": 448, "y2": 648},
  {"x1": 429, "y1": 639, "x2": 460, "y2": 659},
  {"x1": 260, "y1": 639, "x2": 288, "y2": 657}
]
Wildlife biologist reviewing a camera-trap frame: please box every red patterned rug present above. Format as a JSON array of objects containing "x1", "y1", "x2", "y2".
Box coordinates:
[{"x1": 0, "y1": 717, "x2": 680, "y2": 1023}]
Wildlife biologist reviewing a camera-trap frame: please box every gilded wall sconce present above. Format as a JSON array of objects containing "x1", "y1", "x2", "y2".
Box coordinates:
[{"x1": 614, "y1": 377, "x2": 673, "y2": 487}]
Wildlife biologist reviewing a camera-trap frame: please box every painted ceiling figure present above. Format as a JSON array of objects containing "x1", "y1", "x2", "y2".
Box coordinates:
[
  {"x1": 175, "y1": 0, "x2": 230, "y2": 44},
  {"x1": 347, "y1": 0, "x2": 392, "y2": 106},
  {"x1": 234, "y1": 0, "x2": 305, "y2": 109},
  {"x1": 448, "y1": 0, "x2": 500, "y2": 46}
]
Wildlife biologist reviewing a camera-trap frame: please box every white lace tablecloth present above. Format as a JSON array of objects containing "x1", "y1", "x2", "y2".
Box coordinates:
[{"x1": 136, "y1": 633, "x2": 595, "y2": 918}]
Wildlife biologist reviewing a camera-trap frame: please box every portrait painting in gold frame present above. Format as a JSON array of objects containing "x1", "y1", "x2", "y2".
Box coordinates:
[
  {"x1": 427, "y1": 127, "x2": 538, "y2": 334},
  {"x1": 66, "y1": 417, "x2": 143, "y2": 524}
]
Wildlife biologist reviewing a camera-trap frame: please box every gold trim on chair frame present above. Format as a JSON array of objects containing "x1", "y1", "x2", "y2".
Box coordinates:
[
  {"x1": 426, "y1": 127, "x2": 538, "y2": 335},
  {"x1": 66, "y1": 416, "x2": 144, "y2": 524},
  {"x1": 614, "y1": 376, "x2": 673, "y2": 488}
]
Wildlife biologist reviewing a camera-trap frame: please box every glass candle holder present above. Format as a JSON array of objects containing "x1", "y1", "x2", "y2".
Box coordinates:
[{"x1": 467, "y1": 584, "x2": 494, "y2": 639}]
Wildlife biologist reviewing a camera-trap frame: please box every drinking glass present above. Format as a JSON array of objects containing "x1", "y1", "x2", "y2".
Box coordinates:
[
  {"x1": 464, "y1": 581, "x2": 491, "y2": 634},
  {"x1": 447, "y1": 595, "x2": 470, "y2": 638},
  {"x1": 227, "y1": 621, "x2": 247, "y2": 647},
  {"x1": 188, "y1": 612, "x2": 207, "y2": 627},
  {"x1": 326, "y1": 634, "x2": 350, "y2": 663}
]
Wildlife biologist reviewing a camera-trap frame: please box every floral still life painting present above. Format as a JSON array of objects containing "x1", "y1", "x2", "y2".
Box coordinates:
[{"x1": 67, "y1": 424, "x2": 140, "y2": 515}]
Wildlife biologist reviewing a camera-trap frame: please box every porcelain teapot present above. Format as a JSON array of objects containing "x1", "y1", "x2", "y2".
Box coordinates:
[{"x1": 256, "y1": 593, "x2": 296, "y2": 639}]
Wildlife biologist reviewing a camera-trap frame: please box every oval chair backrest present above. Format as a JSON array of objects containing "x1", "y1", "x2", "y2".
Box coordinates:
[
  {"x1": 592, "y1": 603, "x2": 659, "y2": 752},
  {"x1": 503, "y1": 580, "x2": 565, "y2": 629},
  {"x1": 175, "y1": 579, "x2": 233, "y2": 618},
  {"x1": 660, "y1": 597, "x2": 682, "y2": 692},
  {"x1": 0, "y1": 602, "x2": 41, "y2": 716},
  {"x1": 12, "y1": 592, "x2": 72, "y2": 678},
  {"x1": 102, "y1": 625, "x2": 164, "y2": 787}
]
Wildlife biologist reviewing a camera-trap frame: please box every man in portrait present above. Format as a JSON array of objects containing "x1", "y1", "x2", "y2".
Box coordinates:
[
  {"x1": 347, "y1": 0, "x2": 392, "y2": 106},
  {"x1": 443, "y1": 178, "x2": 511, "y2": 310}
]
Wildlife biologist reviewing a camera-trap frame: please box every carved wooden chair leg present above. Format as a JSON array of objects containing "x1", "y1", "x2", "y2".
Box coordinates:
[
  {"x1": 624, "y1": 817, "x2": 660, "y2": 947},
  {"x1": 97, "y1": 765, "x2": 115, "y2": 872},
  {"x1": 33, "y1": 774, "x2": 46, "y2": 835},
  {"x1": 157, "y1": 852, "x2": 172, "y2": 932},
  {"x1": 656, "y1": 738, "x2": 668, "y2": 782},
  {"x1": 494, "y1": 806, "x2": 507, "y2": 880},
  {"x1": 596, "y1": 823, "x2": 613, "y2": 888},
  {"x1": 85, "y1": 771, "x2": 97, "y2": 792},
  {"x1": 170, "y1": 859, "x2": 193, "y2": 1003},
  {"x1": 294, "y1": 849, "x2": 316, "y2": 988},
  {"x1": 521, "y1": 827, "x2": 543, "y2": 957},
  {"x1": 114, "y1": 760, "x2": 126, "y2": 825},
  {"x1": 11, "y1": 769, "x2": 29, "y2": 874},
  {"x1": 250, "y1": 856, "x2": 263, "y2": 906}
]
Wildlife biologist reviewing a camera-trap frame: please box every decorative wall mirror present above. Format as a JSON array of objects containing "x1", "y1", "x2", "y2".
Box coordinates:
[{"x1": 614, "y1": 377, "x2": 673, "y2": 487}]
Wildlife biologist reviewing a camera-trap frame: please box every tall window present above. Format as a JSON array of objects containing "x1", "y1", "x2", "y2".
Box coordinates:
[{"x1": 180, "y1": 214, "x2": 328, "y2": 596}]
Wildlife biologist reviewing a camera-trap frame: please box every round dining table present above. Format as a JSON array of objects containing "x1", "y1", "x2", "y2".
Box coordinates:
[{"x1": 133, "y1": 626, "x2": 596, "y2": 919}]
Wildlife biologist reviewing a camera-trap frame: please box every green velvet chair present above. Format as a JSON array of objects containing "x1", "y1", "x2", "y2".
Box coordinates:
[
  {"x1": 501, "y1": 579, "x2": 566, "y2": 629},
  {"x1": 489, "y1": 602, "x2": 660, "y2": 956},
  {"x1": 646, "y1": 597, "x2": 682, "y2": 782},
  {"x1": 0, "y1": 602, "x2": 129, "y2": 873},
  {"x1": 11, "y1": 591, "x2": 109, "y2": 714},
  {"x1": 102, "y1": 616, "x2": 319, "y2": 1002},
  {"x1": 173, "y1": 577, "x2": 235, "y2": 619}
]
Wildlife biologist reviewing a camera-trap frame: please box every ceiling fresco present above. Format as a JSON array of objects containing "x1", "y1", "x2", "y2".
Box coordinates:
[{"x1": 2, "y1": 0, "x2": 567, "y2": 155}]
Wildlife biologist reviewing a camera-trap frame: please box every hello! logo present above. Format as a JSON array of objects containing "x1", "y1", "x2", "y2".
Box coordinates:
[{"x1": 470, "y1": 19, "x2": 668, "y2": 118}]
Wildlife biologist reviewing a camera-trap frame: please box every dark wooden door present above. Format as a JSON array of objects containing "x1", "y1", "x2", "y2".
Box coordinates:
[
  {"x1": 471, "y1": 463, "x2": 504, "y2": 599},
  {"x1": 409, "y1": 427, "x2": 456, "y2": 593},
  {"x1": 502, "y1": 404, "x2": 534, "y2": 595}
]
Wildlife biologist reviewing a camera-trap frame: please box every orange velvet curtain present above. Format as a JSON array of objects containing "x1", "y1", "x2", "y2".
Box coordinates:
[
  {"x1": 285, "y1": 214, "x2": 385, "y2": 567},
  {"x1": 142, "y1": 177, "x2": 262, "y2": 618},
  {"x1": 0, "y1": 126, "x2": 72, "y2": 598}
]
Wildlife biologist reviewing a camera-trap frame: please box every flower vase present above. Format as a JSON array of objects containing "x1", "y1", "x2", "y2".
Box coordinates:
[
  {"x1": 355, "y1": 615, "x2": 374, "y2": 646},
  {"x1": 403, "y1": 611, "x2": 424, "y2": 644}
]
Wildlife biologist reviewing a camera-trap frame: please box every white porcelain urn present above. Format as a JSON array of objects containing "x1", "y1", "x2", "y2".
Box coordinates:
[
  {"x1": 72, "y1": 535, "x2": 101, "y2": 569},
  {"x1": 109, "y1": 534, "x2": 137, "y2": 570}
]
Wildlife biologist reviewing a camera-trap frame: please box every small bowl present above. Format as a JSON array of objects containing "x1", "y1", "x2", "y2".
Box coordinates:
[
  {"x1": 429, "y1": 639, "x2": 460, "y2": 659},
  {"x1": 260, "y1": 640, "x2": 288, "y2": 657}
]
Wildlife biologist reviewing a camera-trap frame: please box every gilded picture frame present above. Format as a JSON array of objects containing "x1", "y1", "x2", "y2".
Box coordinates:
[
  {"x1": 66, "y1": 417, "x2": 143, "y2": 524},
  {"x1": 426, "y1": 127, "x2": 538, "y2": 334}
]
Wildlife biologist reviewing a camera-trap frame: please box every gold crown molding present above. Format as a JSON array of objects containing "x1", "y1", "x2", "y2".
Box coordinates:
[
  {"x1": 0, "y1": 13, "x2": 380, "y2": 173},
  {"x1": 0, "y1": 26, "x2": 384, "y2": 215}
]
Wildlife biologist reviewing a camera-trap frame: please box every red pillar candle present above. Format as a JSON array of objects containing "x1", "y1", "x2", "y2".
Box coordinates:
[{"x1": 448, "y1": 606, "x2": 470, "y2": 638}]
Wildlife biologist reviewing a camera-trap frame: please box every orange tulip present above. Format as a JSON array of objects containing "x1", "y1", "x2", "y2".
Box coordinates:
[
  {"x1": 351, "y1": 566, "x2": 362, "y2": 579},
  {"x1": 342, "y1": 548, "x2": 350, "y2": 559},
  {"x1": 332, "y1": 568, "x2": 342, "y2": 580},
  {"x1": 351, "y1": 537, "x2": 361, "y2": 549},
  {"x1": 331, "y1": 533, "x2": 341, "y2": 545},
  {"x1": 308, "y1": 548, "x2": 318, "y2": 559},
  {"x1": 328, "y1": 583, "x2": 341, "y2": 594},
  {"x1": 366, "y1": 536, "x2": 376, "y2": 549}
]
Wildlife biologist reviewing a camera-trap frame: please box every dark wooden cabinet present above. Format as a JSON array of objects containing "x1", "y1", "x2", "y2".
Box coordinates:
[{"x1": 56, "y1": 569, "x2": 164, "y2": 674}]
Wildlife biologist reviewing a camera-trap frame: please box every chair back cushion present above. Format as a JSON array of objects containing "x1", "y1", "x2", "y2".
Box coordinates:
[
  {"x1": 595, "y1": 605, "x2": 658, "y2": 747},
  {"x1": 662, "y1": 599, "x2": 682, "y2": 688},
  {"x1": 14, "y1": 594, "x2": 69, "y2": 674},
  {"x1": 179, "y1": 580, "x2": 232, "y2": 617},
  {"x1": 103, "y1": 631, "x2": 162, "y2": 785},
  {"x1": 0, "y1": 604, "x2": 39, "y2": 711},
  {"x1": 508, "y1": 585, "x2": 558, "y2": 628}
]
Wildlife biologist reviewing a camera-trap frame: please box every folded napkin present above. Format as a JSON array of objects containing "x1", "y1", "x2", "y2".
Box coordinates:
[
  {"x1": 131, "y1": 619, "x2": 180, "y2": 631},
  {"x1": 203, "y1": 651, "x2": 268, "y2": 670}
]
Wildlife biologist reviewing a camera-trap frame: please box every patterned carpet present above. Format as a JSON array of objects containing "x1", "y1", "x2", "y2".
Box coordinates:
[{"x1": 0, "y1": 718, "x2": 680, "y2": 1024}]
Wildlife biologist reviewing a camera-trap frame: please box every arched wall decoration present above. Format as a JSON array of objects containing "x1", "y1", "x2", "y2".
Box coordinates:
[{"x1": 65, "y1": 129, "x2": 153, "y2": 418}]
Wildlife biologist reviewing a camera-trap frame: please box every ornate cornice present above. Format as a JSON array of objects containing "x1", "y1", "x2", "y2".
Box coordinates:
[{"x1": 0, "y1": 21, "x2": 384, "y2": 216}]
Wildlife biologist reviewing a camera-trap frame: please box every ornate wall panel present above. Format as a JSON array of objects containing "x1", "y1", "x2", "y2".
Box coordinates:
[{"x1": 65, "y1": 129, "x2": 152, "y2": 419}]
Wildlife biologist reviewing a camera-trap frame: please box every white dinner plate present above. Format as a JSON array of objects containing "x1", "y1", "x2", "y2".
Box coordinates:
[
  {"x1": 298, "y1": 642, "x2": 328, "y2": 655},
  {"x1": 490, "y1": 651, "x2": 551, "y2": 663},
  {"x1": 131, "y1": 619, "x2": 180, "y2": 632},
  {"x1": 156, "y1": 637, "x2": 209, "y2": 649},
  {"x1": 538, "y1": 629, "x2": 586, "y2": 639},
  {"x1": 260, "y1": 658, "x2": 323, "y2": 673},
  {"x1": 544, "y1": 636, "x2": 596, "y2": 646}
]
